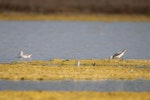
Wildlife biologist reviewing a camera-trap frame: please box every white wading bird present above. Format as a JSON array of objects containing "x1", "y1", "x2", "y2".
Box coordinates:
[
  {"x1": 19, "y1": 51, "x2": 32, "y2": 59},
  {"x1": 110, "y1": 49, "x2": 126, "y2": 59},
  {"x1": 77, "y1": 60, "x2": 80, "y2": 66}
]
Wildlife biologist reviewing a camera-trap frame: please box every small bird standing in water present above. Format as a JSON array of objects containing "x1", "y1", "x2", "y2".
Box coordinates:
[
  {"x1": 19, "y1": 51, "x2": 32, "y2": 59},
  {"x1": 110, "y1": 49, "x2": 126, "y2": 59}
]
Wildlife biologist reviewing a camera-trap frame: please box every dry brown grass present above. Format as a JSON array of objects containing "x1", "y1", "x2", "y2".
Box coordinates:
[
  {"x1": 0, "y1": 91, "x2": 150, "y2": 100},
  {"x1": 0, "y1": 59, "x2": 150, "y2": 80},
  {"x1": 0, "y1": 13, "x2": 150, "y2": 21}
]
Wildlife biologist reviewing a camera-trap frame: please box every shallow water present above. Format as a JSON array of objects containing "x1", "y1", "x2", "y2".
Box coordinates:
[
  {"x1": 0, "y1": 21, "x2": 150, "y2": 62},
  {"x1": 0, "y1": 80, "x2": 150, "y2": 92}
]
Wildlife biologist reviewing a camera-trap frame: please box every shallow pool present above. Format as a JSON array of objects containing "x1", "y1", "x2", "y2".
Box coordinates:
[
  {"x1": 0, "y1": 21, "x2": 150, "y2": 62},
  {"x1": 0, "y1": 79, "x2": 150, "y2": 92}
]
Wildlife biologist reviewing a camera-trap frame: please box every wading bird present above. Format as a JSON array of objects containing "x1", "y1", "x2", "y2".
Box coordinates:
[
  {"x1": 19, "y1": 51, "x2": 32, "y2": 59},
  {"x1": 110, "y1": 49, "x2": 126, "y2": 59},
  {"x1": 77, "y1": 60, "x2": 80, "y2": 66}
]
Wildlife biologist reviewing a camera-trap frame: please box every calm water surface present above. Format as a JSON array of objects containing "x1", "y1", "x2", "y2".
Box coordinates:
[
  {"x1": 0, "y1": 21, "x2": 150, "y2": 62},
  {"x1": 0, "y1": 80, "x2": 150, "y2": 92}
]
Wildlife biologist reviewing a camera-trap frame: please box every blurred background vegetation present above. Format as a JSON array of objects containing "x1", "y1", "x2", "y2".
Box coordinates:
[{"x1": 0, "y1": 0, "x2": 150, "y2": 15}]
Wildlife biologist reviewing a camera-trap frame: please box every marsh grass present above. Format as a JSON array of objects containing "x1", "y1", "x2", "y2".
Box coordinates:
[
  {"x1": 0, "y1": 91, "x2": 150, "y2": 100},
  {"x1": 0, "y1": 13, "x2": 150, "y2": 21},
  {"x1": 0, "y1": 59, "x2": 150, "y2": 80}
]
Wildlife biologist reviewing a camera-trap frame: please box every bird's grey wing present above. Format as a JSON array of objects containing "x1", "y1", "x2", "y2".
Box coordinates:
[{"x1": 113, "y1": 51, "x2": 122, "y2": 57}]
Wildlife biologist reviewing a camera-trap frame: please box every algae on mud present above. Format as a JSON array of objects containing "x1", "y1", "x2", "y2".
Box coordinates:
[
  {"x1": 0, "y1": 59, "x2": 150, "y2": 80},
  {"x1": 0, "y1": 91, "x2": 150, "y2": 100}
]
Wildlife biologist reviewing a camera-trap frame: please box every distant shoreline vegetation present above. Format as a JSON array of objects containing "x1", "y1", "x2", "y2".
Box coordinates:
[
  {"x1": 0, "y1": 0, "x2": 150, "y2": 15},
  {"x1": 0, "y1": 13, "x2": 150, "y2": 21}
]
